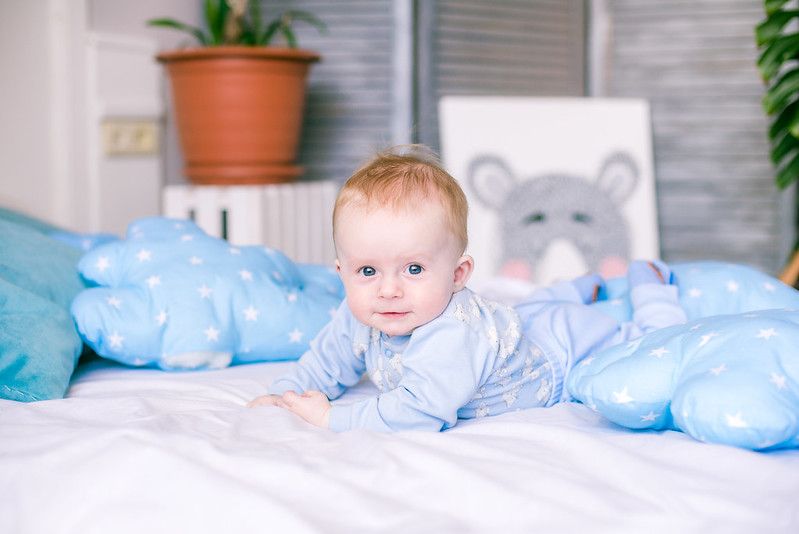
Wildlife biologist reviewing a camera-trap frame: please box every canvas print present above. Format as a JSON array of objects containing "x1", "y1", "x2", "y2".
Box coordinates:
[{"x1": 439, "y1": 97, "x2": 660, "y2": 287}]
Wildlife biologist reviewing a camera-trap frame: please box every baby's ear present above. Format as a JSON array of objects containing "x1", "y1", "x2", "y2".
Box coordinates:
[{"x1": 453, "y1": 255, "x2": 474, "y2": 291}]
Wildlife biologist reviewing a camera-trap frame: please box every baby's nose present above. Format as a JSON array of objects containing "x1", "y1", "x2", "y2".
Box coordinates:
[{"x1": 378, "y1": 276, "x2": 403, "y2": 298}]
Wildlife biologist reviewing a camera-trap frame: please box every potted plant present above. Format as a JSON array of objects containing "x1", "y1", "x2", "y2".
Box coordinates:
[
  {"x1": 756, "y1": 0, "x2": 799, "y2": 284},
  {"x1": 149, "y1": 0, "x2": 325, "y2": 185}
]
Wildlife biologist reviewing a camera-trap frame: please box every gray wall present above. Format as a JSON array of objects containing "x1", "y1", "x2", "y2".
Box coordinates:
[{"x1": 604, "y1": 0, "x2": 792, "y2": 274}]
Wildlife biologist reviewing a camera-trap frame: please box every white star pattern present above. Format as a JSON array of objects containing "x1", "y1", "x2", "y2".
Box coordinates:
[
  {"x1": 272, "y1": 271, "x2": 283, "y2": 281},
  {"x1": 612, "y1": 386, "x2": 634, "y2": 404},
  {"x1": 763, "y1": 282, "x2": 776, "y2": 292},
  {"x1": 757, "y1": 328, "x2": 777, "y2": 340},
  {"x1": 239, "y1": 269, "x2": 253, "y2": 281},
  {"x1": 174, "y1": 222, "x2": 184, "y2": 230},
  {"x1": 649, "y1": 347, "x2": 670, "y2": 358},
  {"x1": 709, "y1": 363, "x2": 727, "y2": 376},
  {"x1": 146, "y1": 275, "x2": 161, "y2": 289},
  {"x1": 108, "y1": 331, "x2": 124, "y2": 349},
  {"x1": 698, "y1": 332, "x2": 719, "y2": 348},
  {"x1": 243, "y1": 305, "x2": 259, "y2": 321},
  {"x1": 197, "y1": 284, "x2": 213, "y2": 299},
  {"x1": 136, "y1": 249, "x2": 152, "y2": 262},
  {"x1": 580, "y1": 356, "x2": 595, "y2": 367},
  {"x1": 181, "y1": 234, "x2": 194, "y2": 242},
  {"x1": 106, "y1": 296, "x2": 122, "y2": 309},
  {"x1": 770, "y1": 372, "x2": 787, "y2": 390},
  {"x1": 204, "y1": 326, "x2": 220, "y2": 342},
  {"x1": 155, "y1": 310, "x2": 167, "y2": 326},
  {"x1": 640, "y1": 411, "x2": 659, "y2": 422},
  {"x1": 688, "y1": 288, "x2": 702, "y2": 298},
  {"x1": 96, "y1": 256, "x2": 110, "y2": 273},
  {"x1": 288, "y1": 328, "x2": 303, "y2": 343},
  {"x1": 689, "y1": 324, "x2": 703, "y2": 331},
  {"x1": 725, "y1": 412, "x2": 748, "y2": 428},
  {"x1": 286, "y1": 292, "x2": 298, "y2": 302},
  {"x1": 229, "y1": 247, "x2": 241, "y2": 255},
  {"x1": 189, "y1": 256, "x2": 203, "y2": 265},
  {"x1": 726, "y1": 280, "x2": 740, "y2": 293}
]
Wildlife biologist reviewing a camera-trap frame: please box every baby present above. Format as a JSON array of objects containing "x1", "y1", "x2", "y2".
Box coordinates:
[{"x1": 248, "y1": 146, "x2": 687, "y2": 431}]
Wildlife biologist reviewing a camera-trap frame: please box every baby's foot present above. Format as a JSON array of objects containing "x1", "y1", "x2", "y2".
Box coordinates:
[
  {"x1": 572, "y1": 273, "x2": 605, "y2": 303},
  {"x1": 627, "y1": 259, "x2": 673, "y2": 287}
]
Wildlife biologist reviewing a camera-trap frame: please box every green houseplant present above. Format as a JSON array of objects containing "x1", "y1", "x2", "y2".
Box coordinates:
[
  {"x1": 149, "y1": 0, "x2": 325, "y2": 185},
  {"x1": 757, "y1": 0, "x2": 799, "y2": 284}
]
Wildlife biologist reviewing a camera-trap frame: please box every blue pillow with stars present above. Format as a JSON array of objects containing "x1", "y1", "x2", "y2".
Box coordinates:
[
  {"x1": 568, "y1": 309, "x2": 799, "y2": 451},
  {"x1": 71, "y1": 217, "x2": 344, "y2": 370}
]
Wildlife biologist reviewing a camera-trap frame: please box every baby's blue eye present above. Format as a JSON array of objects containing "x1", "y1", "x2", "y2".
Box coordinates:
[
  {"x1": 360, "y1": 266, "x2": 376, "y2": 277},
  {"x1": 407, "y1": 264, "x2": 423, "y2": 275}
]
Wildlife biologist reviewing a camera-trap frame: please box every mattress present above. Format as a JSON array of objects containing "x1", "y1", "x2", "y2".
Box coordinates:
[{"x1": 1, "y1": 357, "x2": 798, "y2": 533}]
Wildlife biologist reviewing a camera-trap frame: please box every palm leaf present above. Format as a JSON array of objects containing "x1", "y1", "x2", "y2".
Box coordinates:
[
  {"x1": 766, "y1": 0, "x2": 794, "y2": 16},
  {"x1": 763, "y1": 67, "x2": 799, "y2": 114},
  {"x1": 776, "y1": 150, "x2": 799, "y2": 188},
  {"x1": 756, "y1": 10, "x2": 799, "y2": 46},
  {"x1": 757, "y1": 33, "x2": 799, "y2": 81}
]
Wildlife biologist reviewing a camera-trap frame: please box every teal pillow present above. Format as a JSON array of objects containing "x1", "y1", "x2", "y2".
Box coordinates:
[{"x1": 0, "y1": 218, "x2": 85, "y2": 401}]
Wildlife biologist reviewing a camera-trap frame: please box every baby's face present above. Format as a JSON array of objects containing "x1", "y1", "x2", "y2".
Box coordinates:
[{"x1": 335, "y1": 201, "x2": 472, "y2": 336}]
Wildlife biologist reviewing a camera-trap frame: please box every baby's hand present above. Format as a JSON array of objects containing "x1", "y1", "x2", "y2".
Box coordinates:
[
  {"x1": 281, "y1": 390, "x2": 331, "y2": 428},
  {"x1": 247, "y1": 394, "x2": 286, "y2": 408}
]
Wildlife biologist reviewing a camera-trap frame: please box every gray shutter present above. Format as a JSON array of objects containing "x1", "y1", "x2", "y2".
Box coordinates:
[
  {"x1": 605, "y1": 0, "x2": 792, "y2": 273},
  {"x1": 418, "y1": 0, "x2": 586, "y2": 150},
  {"x1": 265, "y1": 0, "x2": 395, "y2": 183}
]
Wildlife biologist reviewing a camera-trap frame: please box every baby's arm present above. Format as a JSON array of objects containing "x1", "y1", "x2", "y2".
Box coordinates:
[
  {"x1": 328, "y1": 318, "x2": 485, "y2": 432},
  {"x1": 249, "y1": 301, "x2": 366, "y2": 409}
]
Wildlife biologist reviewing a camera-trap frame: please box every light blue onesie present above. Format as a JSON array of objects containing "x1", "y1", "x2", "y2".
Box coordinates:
[{"x1": 268, "y1": 279, "x2": 686, "y2": 432}]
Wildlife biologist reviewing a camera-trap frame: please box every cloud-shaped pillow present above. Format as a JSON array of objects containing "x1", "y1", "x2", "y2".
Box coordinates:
[
  {"x1": 71, "y1": 217, "x2": 344, "y2": 370},
  {"x1": 568, "y1": 309, "x2": 799, "y2": 450}
]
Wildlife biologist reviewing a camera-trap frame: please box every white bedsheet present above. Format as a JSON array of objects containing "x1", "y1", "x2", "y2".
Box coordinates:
[{"x1": 1, "y1": 358, "x2": 798, "y2": 534}]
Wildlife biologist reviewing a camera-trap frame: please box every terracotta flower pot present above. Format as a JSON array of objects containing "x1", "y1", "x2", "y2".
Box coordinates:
[{"x1": 157, "y1": 46, "x2": 320, "y2": 185}]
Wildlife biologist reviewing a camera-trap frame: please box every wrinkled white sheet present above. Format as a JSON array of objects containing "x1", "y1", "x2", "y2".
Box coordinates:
[{"x1": 1, "y1": 359, "x2": 798, "y2": 534}]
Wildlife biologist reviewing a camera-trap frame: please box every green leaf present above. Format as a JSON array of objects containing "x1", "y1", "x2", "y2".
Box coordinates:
[
  {"x1": 763, "y1": 67, "x2": 799, "y2": 114},
  {"x1": 776, "y1": 150, "x2": 799, "y2": 188},
  {"x1": 147, "y1": 18, "x2": 209, "y2": 45},
  {"x1": 769, "y1": 99, "x2": 799, "y2": 139},
  {"x1": 770, "y1": 132, "x2": 799, "y2": 165},
  {"x1": 767, "y1": 0, "x2": 794, "y2": 16},
  {"x1": 281, "y1": 25, "x2": 298, "y2": 48},
  {"x1": 248, "y1": 0, "x2": 263, "y2": 37},
  {"x1": 757, "y1": 33, "x2": 799, "y2": 81},
  {"x1": 259, "y1": 20, "x2": 282, "y2": 45},
  {"x1": 204, "y1": 0, "x2": 229, "y2": 45},
  {"x1": 756, "y1": 10, "x2": 799, "y2": 46}
]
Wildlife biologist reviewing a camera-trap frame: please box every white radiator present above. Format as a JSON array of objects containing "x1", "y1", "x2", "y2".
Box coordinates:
[{"x1": 163, "y1": 182, "x2": 339, "y2": 266}]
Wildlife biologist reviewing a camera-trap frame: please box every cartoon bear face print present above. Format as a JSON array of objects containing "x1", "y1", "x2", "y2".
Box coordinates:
[{"x1": 468, "y1": 152, "x2": 640, "y2": 282}]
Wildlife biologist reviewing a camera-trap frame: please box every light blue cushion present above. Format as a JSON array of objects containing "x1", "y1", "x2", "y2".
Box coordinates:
[
  {"x1": 71, "y1": 217, "x2": 345, "y2": 370},
  {"x1": 0, "y1": 218, "x2": 85, "y2": 401},
  {"x1": 568, "y1": 309, "x2": 799, "y2": 450}
]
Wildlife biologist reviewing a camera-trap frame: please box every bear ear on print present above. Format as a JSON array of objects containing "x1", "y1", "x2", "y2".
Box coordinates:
[{"x1": 468, "y1": 151, "x2": 639, "y2": 284}]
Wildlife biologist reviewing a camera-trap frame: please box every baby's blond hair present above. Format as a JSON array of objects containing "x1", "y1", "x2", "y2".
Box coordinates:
[{"x1": 333, "y1": 145, "x2": 469, "y2": 253}]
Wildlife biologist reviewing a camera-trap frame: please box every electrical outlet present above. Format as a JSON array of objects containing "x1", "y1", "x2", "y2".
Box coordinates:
[{"x1": 102, "y1": 119, "x2": 159, "y2": 156}]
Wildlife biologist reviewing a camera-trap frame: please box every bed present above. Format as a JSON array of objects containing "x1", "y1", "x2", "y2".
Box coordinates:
[
  {"x1": 1, "y1": 210, "x2": 798, "y2": 533},
  {"x1": 3, "y1": 357, "x2": 798, "y2": 533}
]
